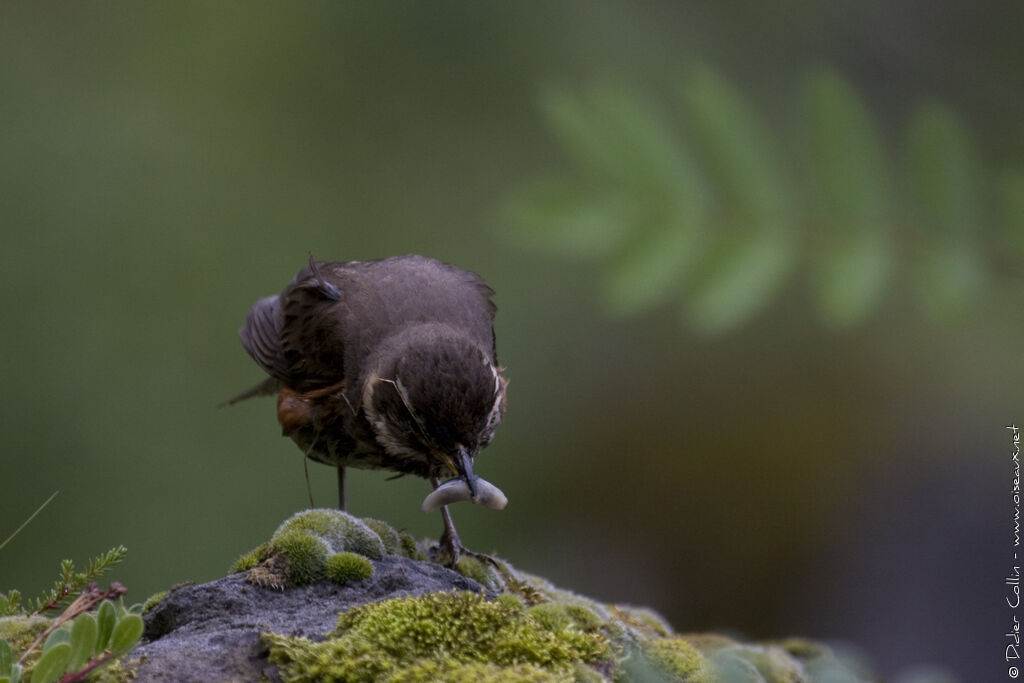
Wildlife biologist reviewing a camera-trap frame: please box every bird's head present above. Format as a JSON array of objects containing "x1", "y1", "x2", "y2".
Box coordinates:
[{"x1": 363, "y1": 329, "x2": 506, "y2": 493}]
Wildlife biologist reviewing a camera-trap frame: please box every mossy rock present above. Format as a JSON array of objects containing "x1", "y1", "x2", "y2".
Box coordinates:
[
  {"x1": 264, "y1": 590, "x2": 612, "y2": 682},
  {"x1": 146, "y1": 509, "x2": 875, "y2": 682}
]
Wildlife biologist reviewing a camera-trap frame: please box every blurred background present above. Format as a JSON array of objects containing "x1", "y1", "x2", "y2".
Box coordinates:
[{"x1": 1, "y1": 2, "x2": 1021, "y2": 680}]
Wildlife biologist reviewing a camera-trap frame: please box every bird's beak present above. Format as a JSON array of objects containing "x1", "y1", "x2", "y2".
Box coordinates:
[{"x1": 455, "y1": 447, "x2": 478, "y2": 501}]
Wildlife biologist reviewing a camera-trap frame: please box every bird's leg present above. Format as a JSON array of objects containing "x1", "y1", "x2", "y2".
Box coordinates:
[
  {"x1": 303, "y1": 457, "x2": 315, "y2": 508},
  {"x1": 430, "y1": 476, "x2": 502, "y2": 572},
  {"x1": 337, "y1": 465, "x2": 346, "y2": 512},
  {"x1": 439, "y1": 505, "x2": 463, "y2": 567},
  {"x1": 432, "y1": 476, "x2": 462, "y2": 566}
]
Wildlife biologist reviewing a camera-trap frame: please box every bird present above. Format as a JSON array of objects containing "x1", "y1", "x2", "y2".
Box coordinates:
[{"x1": 230, "y1": 255, "x2": 508, "y2": 565}]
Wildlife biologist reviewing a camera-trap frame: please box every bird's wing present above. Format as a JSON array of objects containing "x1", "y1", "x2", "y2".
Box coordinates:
[
  {"x1": 278, "y1": 255, "x2": 499, "y2": 390},
  {"x1": 238, "y1": 295, "x2": 289, "y2": 381}
]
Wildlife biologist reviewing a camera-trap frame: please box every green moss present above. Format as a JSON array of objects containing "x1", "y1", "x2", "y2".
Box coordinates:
[
  {"x1": 527, "y1": 603, "x2": 573, "y2": 632},
  {"x1": 610, "y1": 605, "x2": 672, "y2": 639},
  {"x1": 387, "y1": 659, "x2": 570, "y2": 682},
  {"x1": 398, "y1": 532, "x2": 425, "y2": 560},
  {"x1": 265, "y1": 591, "x2": 611, "y2": 682},
  {"x1": 455, "y1": 556, "x2": 489, "y2": 584},
  {"x1": 325, "y1": 553, "x2": 374, "y2": 584},
  {"x1": 273, "y1": 509, "x2": 386, "y2": 560},
  {"x1": 363, "y1": 518, "x2": 403, "y2": 555},
  {"x1": 142, "y1": 591, "x2": 169, "y2": 614},
  {"x1": 644, "y1": 637, "x2": 711, "y2": 682},
  {"x1": 230, "y1": 541, "x2": 272, "y2": 573},
  {"x1": 93, "y1": 656, "x2": 141, "y2": 683},
  {"x1": 715, "y1": 644, "x2": 808, "y2": 683},
  {"x1": 0, "y1": 615, "x2": 49, "y2": 654},
  {"x1": 273, "y1": 530, "x2": 329, "y2": 586}
]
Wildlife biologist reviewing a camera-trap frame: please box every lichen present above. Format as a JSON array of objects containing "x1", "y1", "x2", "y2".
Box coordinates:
[
  {"x1": 264, "y1": 590, "x2": 611, "y2": 682},
  {"x1": 325, "y1": 552, "x2": 374, "y2": 584}
]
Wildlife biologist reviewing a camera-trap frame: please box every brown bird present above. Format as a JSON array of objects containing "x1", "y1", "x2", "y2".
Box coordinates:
[{"x1": 231, "y1": 255, "x2": 508, "y2": 565}]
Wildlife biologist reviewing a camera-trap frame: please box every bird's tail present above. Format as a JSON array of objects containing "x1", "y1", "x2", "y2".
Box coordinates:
[{"x1": 219, "y1": 377, "x2": 280, "y2": 407}]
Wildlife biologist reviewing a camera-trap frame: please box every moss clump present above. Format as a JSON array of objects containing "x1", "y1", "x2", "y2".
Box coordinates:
[
  {"x1": 644, "y1": 637, "x2": 712, "y2": 682},
  {"x1": 273, "y1": 509, "x2": 386, "y2": 560},
  {"x1": 230, "y1": 542, "x2": 272, "y2": 573},
  {"x1": 362, "y1": 518, "x2": 403, "y2": 555},
  {"x1": 273, "y1": 530, "x2": 329, "y2": 586},
  {"x1": 714, "y1": 644, "x2": 808, "y2": 683},
  {"x1": 398, "y1": 531, "x2": 426, "y2": 561},
  {"x1": 265, "y1": 591, "x2": 611, "y2": 682},
  {"x1": 325, "y1": 552, "x2": 374, "y2": 584},
  {"x1": 142, "y1": 590, "x2": 169, "y2": 614},
  {"x1": 526, "y1": 602, "x2": 573, "y2": 632},
  {"x1": 455, "y1": 556, "x2": 491, "y2": 585}
]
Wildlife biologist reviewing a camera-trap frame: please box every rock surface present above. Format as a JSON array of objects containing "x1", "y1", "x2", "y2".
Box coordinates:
[{"x1": 135, "y1": 555, "x2": 484, "y2": 682}]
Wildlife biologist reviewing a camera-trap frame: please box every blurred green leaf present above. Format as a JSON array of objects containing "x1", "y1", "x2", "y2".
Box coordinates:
[
  {"x1": 0, "y1": 639, "x2": 10, "y2": 676},
  {"x1": 28, "y1": 642, "x2": 69, "y2": 683},
  {"x1": 804, "y1": 68, "x2": 890, "y2": 224},
  {"x1": 109, "y1": 614, "x2": 143, "y2": 656},
  {"x1": 812, "y1": 231, "x2": 892, "y2": 328},
  {"x1": 67, "y1": 613, "x2": 98, "y2": 672},
  {"x1": 500, "y1": 175, "x2": 637, "y2": 258},
  {"x1": 1001, "y1": 170, "x2": 1024, "y2": 253},
  {"x1": 41, "y1": 630, "x2": 68, "y2": 652},
  {"x1": 686, "y1": 228, "x2": 796, "y2": 334},
  {"x1": 803, "y1": 69, "x2": 893, "y2": 327},
  {"x1": 907, "y1": 102, "x2": 983, "y2": 234},
  {"x1": 96, "y1": 600, "x2": 116, "y2": 651},
  {"x1": 540, "y1": 86, "x2": 623, "y2": 182},
  {"x1": 603, "y1": 220, "x2": 700, "y2": 316},
  {"x1": 914, "y1": 241, "x2": 987, "y2": 322},
  {"x1": 587, "y1": 83, "x2": 703, "y2": 198},
  {"x1": 679, "y1": 65, "x2": 790, "y2": 222}
]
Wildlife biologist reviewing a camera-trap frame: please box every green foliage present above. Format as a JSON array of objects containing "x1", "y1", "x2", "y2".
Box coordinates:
[
  {"x1": 31, "y1": 547, "x2": 128, "y2": 615},
  {"x1": 0, "y1": 592, "x2": 23, "y2": 619},
  {"x1": 0, "y1": 638, "x2": 23, "y2": 683},
  {"x1": 29, "y1": 641, "x2": 69, "y2": 683},
  {"x1": 324, "y1": 553, "x2": 374, "y2": 585},
  {"x1": 0, "y1": 600, "x2": 144, "y2": 683},
  {"x1": 502, "y1": 63, "x2": 1020, "y2": 333},
  {"x1": 95, "y1": 601, "x2": 115, "y2": 652}
]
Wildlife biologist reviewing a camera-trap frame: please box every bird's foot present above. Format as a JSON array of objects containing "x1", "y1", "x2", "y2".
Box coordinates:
[{"x1": 437, "y1": 531, "x2": 500, "y2": 571}]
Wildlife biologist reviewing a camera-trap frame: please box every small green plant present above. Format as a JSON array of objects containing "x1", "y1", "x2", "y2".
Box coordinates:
[
  {"x1": 0, "y1": 547, "x2": 143, "y2": 683},
  {"x1": 12, "y1": 598, "x2": 143, "y2": 683},
  {"x1": 30, "y1": 548, "x2": 128, "y2": 616},
  {"x1": 0, "y1": 548, "x2": 128, "y2": 619}
]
